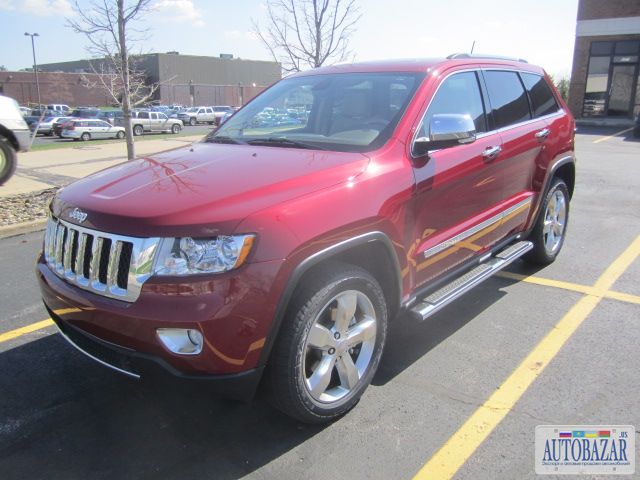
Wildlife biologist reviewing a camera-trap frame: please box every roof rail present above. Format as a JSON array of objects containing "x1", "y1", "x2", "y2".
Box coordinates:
[{"x1": 446, "y1": 53, "x2": 528, "y2": 63}]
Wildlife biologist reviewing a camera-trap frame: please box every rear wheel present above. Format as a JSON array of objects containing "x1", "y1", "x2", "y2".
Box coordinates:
[
  {"x1": 80, "y1": 132, "x2": 91, "y2": 141},
  {"x1": 523, "y1": 177, "x2": 570, "y2": 265},
  {"x1": 266, "y1": 263, "x2": 388, "y2": 424},
  {"x1": 0, "y1": 138, "x2": 17, "y2": 186},
  {"x1": 133, "y1": 125, "x2": 144, "y2": 136}
]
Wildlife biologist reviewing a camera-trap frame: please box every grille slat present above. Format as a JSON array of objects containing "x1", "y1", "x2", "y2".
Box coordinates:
[
  {"x1": 107, "y1": 241, "x2": 123, "y2": 289},
  {"x1": 63, "y1": 228, "x2": 75, "y2": 277},
  {"x1": 43, "y1": 217, "x2": 159, "y2": 302}
]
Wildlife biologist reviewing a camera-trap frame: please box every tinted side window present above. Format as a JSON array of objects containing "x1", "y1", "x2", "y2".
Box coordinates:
[
  {"x1": 484, "y1": 71, "x2": 531, "y2": 129},
  {"x1": 521, "y1": 73, "x2": 559, "y2": 117},
  {"x1": 138, "y1": 111, "x2": 149, "y2": 119},
  {"x1": 419, "y1": 71, "x2": 487, "y2": 137}
]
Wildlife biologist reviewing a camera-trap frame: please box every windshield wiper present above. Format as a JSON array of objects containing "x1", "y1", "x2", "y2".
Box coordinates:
[
  {"x1": 245, "y1": 137, "x2": 325, "y2": 150},
  {"x1": 205, "y1": 135, "x2": 245, "y2": 145}
]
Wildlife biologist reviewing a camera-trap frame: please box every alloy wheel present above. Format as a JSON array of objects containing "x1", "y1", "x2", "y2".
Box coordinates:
[
  {"x1": 543, "y1": 189, "x2": 567, "y2": 255},
  {"x1": 302, "y1": 290, "x2": 377, "y2": 403}
]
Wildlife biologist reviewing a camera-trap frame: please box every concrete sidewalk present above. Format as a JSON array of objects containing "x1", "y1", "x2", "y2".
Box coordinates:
[{"x1": 0, "y1": 135, "x2": 203, "y2": 197}]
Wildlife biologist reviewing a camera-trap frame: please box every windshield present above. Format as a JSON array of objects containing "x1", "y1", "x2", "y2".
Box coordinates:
[
  {"x1": 186, "y1": 107, "x2": 199, "y2": 112},
  {"x1": 208, "y1": 72, "x2": 424, "y2": 153}
]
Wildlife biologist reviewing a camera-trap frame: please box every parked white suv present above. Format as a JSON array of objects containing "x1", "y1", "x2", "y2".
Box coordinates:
[
  {"x1": 131, "y1": 111, "x2": 183, "y2": 135},
  {"x1": 47, "y1": 104, "x2": 71, "y2": 113},
  {"x1": 0, "y1": 95, "x2": 31, "y2": 184}
]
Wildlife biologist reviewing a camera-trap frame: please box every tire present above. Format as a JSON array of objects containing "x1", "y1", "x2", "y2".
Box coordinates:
[
  {"x1": 171, "y1": 124, "x2": 181, "y2": 134},
  {"x1": 80, "y1": 132, "x2": 91, "y2": 141},
  {"x1": 0, "y1": 137, "x2": 17, "y2": 186},
  {"x1": 133, "y1": 125, "x2": 144, "y2": 136},
  {"x1": 189, "y1": 117, "x2": 196, "y2": 126},
  {"x1": 266, "y1": 262, "x2": 388, "y2": 424},
  {"x1": 116, "y1": 131, "x2": 125, "y2": 139},
  {"x1": 523, "y1": 177, "x2": 570, "y2": 265}
]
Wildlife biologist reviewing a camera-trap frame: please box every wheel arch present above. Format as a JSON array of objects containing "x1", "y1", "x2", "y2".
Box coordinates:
[
  {"x1": 0, "y1": 125, "x2": 19, "y2": 151},
  {"x1": 257, "y1": 231, "x2": 403, "y2": 368}
]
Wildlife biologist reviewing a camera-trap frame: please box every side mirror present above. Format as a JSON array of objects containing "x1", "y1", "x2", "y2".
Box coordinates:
[{"x1": 413, "y1": 113, "x2": 477, "y2": 156}]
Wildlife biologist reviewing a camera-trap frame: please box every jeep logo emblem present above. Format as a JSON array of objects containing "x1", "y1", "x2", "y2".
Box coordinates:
[{"x1": 69, "y1": 208, "x2": 88, "y2": 223}]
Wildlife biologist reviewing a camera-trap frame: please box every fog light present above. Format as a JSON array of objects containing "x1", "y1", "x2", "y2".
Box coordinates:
[{"x1": 157, "y1": 328, "x2": 204, "y2": 355}]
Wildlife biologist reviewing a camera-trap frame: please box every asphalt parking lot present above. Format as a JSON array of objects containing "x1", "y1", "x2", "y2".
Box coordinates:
[{"x1": 0, "y1": 127, "x2": 638, "y2": 479}]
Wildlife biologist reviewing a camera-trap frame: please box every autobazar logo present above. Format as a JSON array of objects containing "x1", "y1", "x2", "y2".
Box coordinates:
[{"x1": 535, "y1": 425, "x2": 635, "y2": 475}]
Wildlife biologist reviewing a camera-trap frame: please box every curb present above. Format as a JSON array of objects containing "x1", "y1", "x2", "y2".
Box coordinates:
[{"x1": 0, "y1": 219, "x2": 47, "y2": 239}]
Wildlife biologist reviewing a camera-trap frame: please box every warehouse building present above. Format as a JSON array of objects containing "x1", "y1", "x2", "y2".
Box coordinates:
[
  {"x1": 568, "y1": 0, "x2": 640, "y2": 123},
  {"x1": 36, "y1": 52, "x2": 281, "y2": 106}
]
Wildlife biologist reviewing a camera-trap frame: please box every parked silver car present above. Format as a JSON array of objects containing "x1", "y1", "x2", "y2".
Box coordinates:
[
  {"x1": 61, "y1": 119, "x2": 125, "y2": 141},
  {"x1": 31, "y1": 116, "x2": 71, "y2": 136}
]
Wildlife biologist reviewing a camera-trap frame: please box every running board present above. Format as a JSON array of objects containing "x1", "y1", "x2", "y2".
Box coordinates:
[{"x1": 409, "y1": 241, "x2": 533, "y2": 321}]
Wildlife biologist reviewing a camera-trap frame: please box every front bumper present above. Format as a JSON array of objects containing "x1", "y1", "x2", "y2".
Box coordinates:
[
  {"x1": 36, "y1": 254, "x2": 285, "y2": 399},
  {"x1": 48, "y1": 306, "x2": 264, "y2": 400},
  {"x1": 14, "y1": 129, "x2": 31, "y2": 151}
]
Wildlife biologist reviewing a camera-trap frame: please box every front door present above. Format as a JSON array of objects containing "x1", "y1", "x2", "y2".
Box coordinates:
[
  {"x1": 409, "y1": 70, "x2": 505, "y2": 289},
  {"x1": 607, "y1": 64, "x2": 637, "y2": 117}
]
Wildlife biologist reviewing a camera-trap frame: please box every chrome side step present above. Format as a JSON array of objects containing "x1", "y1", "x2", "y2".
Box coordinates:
[{"x1": 409, "y1": 240, "x2": 533, "y2": 321}]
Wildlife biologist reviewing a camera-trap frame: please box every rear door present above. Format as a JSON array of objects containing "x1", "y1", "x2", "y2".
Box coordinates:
[
  {"x1": 410, "y1": 70, "x2": 505, "y2": 288},
  {"x1": 481, "y1": 69, "x2": 545, "y2": 236}
]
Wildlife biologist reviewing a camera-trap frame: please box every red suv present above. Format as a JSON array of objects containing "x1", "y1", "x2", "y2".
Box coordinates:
[{"x1": 36, "y1": 55, "x2": 575, "y2": 423}]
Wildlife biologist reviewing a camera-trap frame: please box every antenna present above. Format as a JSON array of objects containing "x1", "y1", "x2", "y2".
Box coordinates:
[{"x1": 470, "y1": 41, "x2": 476, "y2": 54}]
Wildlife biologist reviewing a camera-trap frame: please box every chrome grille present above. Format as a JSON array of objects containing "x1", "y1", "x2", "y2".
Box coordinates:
[{"x1": 44, "y1": 216, "x2": 161, "y2": 302}]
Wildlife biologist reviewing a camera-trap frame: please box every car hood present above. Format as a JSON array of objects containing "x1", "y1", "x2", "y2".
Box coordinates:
[{"x1": 52, "y1": 142, "x2": 370, "y2": 237}]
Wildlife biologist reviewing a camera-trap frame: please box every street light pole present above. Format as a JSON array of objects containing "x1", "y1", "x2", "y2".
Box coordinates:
[{"x1": 24, "y1": 32, "x2": 41, "y2": 109}]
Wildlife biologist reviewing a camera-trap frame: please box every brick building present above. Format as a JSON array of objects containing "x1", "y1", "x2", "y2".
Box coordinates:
[
  {"x1": 568, "y1": 0, "x2": 640, "y2": 122},
  {"x1": 0, "y1": 71, "x2": 116, "y2": 107}
]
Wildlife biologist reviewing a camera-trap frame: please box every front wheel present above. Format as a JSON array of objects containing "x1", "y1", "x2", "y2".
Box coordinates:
[
  {"x1": 266, "y1": 263, "x2": 388, "y2": 424},
  {"x1": 523, "y1": 177, "x2": 570, "y2": 265},
  {"x1": 0, "y1": 138, "x2": 17, "y2": 186},
  {"x1": 80, "y1": 132, "x2": 91, "y2": 141},
  {"x1": 171, "y1": 124, "x2": 181, "y2": 134},
  {"x1": 189, "y1": 117, "x2": 196, "y2": 126},
  {"x1": 116, "y1": 130, "x2": 125, "y2": 139}
]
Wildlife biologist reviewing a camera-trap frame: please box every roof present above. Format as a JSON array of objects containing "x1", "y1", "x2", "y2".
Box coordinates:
[{"x1": 290, "y1": 56, "x2": 545, "y2": 77}]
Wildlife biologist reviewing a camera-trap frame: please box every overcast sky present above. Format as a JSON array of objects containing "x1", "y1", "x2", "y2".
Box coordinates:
[{"x1": 0, "y1": 0, "x2": 579, "y2": 78}]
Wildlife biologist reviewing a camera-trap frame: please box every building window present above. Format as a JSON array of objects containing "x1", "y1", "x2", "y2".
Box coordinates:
[{"x1": 583, "y1": 40, "x2": 640, "y2": 118}]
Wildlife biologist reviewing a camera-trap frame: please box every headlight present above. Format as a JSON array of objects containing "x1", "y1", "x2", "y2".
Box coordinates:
[{"x1": 154, "y1": 234, "x2": 255, "y2": 276}]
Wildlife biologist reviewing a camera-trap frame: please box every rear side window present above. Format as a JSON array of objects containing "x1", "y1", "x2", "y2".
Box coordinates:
[
  {"x1": 483, "y1": 71, "x2": 531, "y2": 129},
  {"x1": 418, "y1": 71, "x2": 487, "y2": 137},
  {"x1": 520, "y1": 73, "x2": 559, "y2": 117}
]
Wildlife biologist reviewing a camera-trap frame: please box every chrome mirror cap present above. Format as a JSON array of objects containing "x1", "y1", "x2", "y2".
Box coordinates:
[
  {"x1": 430, "y1": 113, "x2": 477, "y2": 144},
  {"x1": 413, "y1": 113, "x2": 477, "y2": 157}
]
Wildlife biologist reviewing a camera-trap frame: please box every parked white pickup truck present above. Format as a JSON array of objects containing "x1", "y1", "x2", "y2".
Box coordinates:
[
  {"x1": 177, "y1": 106, "x2": 216, "y2": 126},
  {"x1": 130, "y1": 111, "x2": 183, "y2": 135}
]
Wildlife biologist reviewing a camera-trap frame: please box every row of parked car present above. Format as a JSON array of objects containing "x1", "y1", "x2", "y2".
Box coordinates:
[{"x1": 21, "y1": 104, "x2": 239, "y2": 141}]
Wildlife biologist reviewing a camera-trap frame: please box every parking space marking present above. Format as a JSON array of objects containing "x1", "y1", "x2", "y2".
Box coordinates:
[
  {"x1": 497, "y1": 271, "x2": 640, "y2": 305},
  {"x1": 0, "y1": 319, "x2": 54, "y2": 344},
  {"x1": 592, "y1": 127, "x2": 634, "y2": 143},
  {"x1": 413, "y1": 234, "x2": 640, "y2": 480}
]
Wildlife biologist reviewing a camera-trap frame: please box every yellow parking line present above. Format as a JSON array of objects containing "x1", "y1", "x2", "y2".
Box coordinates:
[
  {"x1": 496, "y1": 271, "x2": 640, "y2": 305},
  {"x1": 413, "y1": 234, "x2": 640, "y2": 480},
  {"x1": 592, "y1": 127, "x2": 634, "y2": 143},
  {"x1": 0, "y1": 319, "x2": 54, "y2": 344}
]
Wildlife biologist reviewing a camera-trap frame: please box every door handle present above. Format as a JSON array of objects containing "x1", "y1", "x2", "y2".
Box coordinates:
[
  {"x1": 535, "y1": 128, "x2": 551, "y2": 140},
  {"x1": 482, "y1": 145, "x2": 502, "y2": 161}
]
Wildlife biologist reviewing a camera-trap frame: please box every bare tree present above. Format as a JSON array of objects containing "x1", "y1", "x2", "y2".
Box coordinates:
[
  {"x1": 253, "y1": 0, "x2": 361, "y2": 73},
  {"x1": 67, "y1": 0, "x2": 154, "y2": 160}
]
